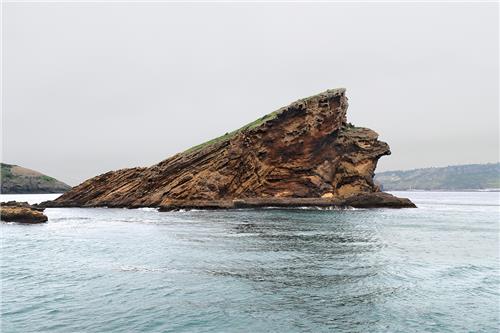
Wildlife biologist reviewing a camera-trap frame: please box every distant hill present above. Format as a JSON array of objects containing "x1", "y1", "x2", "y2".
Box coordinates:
[
  {"x1": 375, "y1": 163, "x2": 500, "y2": 191},
  {"x1": 1, "y1": 163, "x2": 71, "y2": 194}
]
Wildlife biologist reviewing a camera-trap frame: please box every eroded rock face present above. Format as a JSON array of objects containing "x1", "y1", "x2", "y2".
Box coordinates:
[
  {"x1": 1, "y1": 202, "x2": 48, "y2": 223},
  {"x1": 47, "y1": 89, "x2": 415, "y2": 209}
]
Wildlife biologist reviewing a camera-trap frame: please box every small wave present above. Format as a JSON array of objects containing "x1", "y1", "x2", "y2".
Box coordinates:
[
  {"x1": 168, "y1": 208, "x2": 205, "y2": 212},
  {"x1": 260, "y1": 206, "x2": 362, "y2": 211},
  {"x1": 115, "y1": 265, "x2": 165, "y2": 273},
  {"x1": 167, "y1": 206, "x2": 363, "y2": 212},
  {"x1": 137, "y1": 207, "x2": 159, "y2": 212},
  {"x1": 51, "y1": 217, "x2": 92, "y2": 221},
  {"x1": 300, "y1": 206, "x2": 362, "y2": 211},
  {"x1": 440, "y1": 264, "x2": 493, "y2": 277}
]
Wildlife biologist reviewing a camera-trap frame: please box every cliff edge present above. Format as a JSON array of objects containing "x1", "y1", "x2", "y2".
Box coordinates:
[{"x1": 47, "y1": 89, "x2": 415, "y2": 209}]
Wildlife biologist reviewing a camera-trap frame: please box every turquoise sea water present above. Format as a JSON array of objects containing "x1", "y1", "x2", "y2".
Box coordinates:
[{"x1": 1, "y1": 192, "x2": 499, "y2": 332}]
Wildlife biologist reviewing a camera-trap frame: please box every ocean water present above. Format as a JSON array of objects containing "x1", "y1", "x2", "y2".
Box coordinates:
[{"x1": 1, "y1": 191, "x2": 499, "y2": 332}]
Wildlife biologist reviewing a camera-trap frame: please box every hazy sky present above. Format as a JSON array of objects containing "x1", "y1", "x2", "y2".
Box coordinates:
[{"x1": 2, "y1": 2, "x2": 499, "y2": 185}]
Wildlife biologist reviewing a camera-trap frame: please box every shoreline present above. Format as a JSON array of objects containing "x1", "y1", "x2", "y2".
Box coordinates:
[{"x1": 40, "y1": 192, "x2": 417, "y2": 210}]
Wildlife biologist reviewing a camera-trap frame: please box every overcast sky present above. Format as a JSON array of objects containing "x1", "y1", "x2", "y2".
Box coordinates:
[{"x1": 2, "y1": 2, "x2": 498, "y2": 185}]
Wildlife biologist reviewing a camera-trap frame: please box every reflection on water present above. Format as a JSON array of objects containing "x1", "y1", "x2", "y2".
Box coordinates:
[{"x1": 1, "y1": 192, "x2": 499, "y2": 332}]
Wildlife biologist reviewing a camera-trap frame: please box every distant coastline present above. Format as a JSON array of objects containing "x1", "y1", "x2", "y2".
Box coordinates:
[
  {"x1": 1, "y1": 163, "x2": 71, "y2": 194},
  {"x1": 376, "y1": 163, "x2": 500, "y2": 191}
]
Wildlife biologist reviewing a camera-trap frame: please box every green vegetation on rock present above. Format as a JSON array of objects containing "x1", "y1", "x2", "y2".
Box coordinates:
[
  {"x1": 1, "y1": 163, "x2": 13, "y2": 179},
  {"x1": 1, "y1": 163, "x2": 71, "y2": 194},
  {"x1": 183, "y1": 88, "x2": 347, "y2": 154},
  {"x1": 41, "y1": 175, "x2": 56, "y2": 182},
  {"x1": 184, "y1": 108, "x2": 282, "y2": 154}
]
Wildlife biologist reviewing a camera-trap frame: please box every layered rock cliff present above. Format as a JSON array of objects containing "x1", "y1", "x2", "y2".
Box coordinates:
[{"x1": 47, "y1": 89, "x2": 415, "y2": 209}]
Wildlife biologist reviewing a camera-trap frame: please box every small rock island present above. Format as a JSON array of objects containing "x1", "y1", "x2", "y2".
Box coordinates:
[
  {"x1": 1, "y1": 201, "x2": 48, "y2": 223},
  {"x1": 46, "y1": 89, "x2": 415, "y2": 210}
]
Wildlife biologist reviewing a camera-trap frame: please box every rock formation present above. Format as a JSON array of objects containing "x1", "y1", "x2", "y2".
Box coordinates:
[
  {"x1": 1, "y1": 201, "x2": 48, "y2": 223},
  {"x1": 46, "y1": 88, "x2": 415, "y2": 209}
]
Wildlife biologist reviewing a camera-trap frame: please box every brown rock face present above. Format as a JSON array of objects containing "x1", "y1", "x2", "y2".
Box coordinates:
[
  {"x1": 1, "y1": 202, "x2": 48, "y2": 223},
  {"x1": 47, "y1": 88, "x2": 415, "y2": 209}
]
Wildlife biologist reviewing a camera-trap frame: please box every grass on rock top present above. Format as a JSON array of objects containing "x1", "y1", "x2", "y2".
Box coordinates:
[
  {"x1": 1, "y1": 163, "x2": 56, "y2": 183},
  {"x1": 183, "y1": 108, "x2": 282, "y2": 154},
  {"x1": 183, "y1": 113, "x2": 358, "y2": 154},
  {"x1": 183, "y1": 89, "x2": 347, "y2": 154},
  {"x1": 1, "y1": 163, "x2": 13, "y2": 179},
  {"x1": 41, "y1": 175, "x2": 56, "y2": 182}
]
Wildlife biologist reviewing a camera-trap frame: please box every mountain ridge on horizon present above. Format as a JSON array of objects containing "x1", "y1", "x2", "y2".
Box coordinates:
[
  {"x1": 1, "y1": 163, "x2": 71, "y2": 194},
  {"x1": 375, "y1": 162, "x2": 500, "y2": 191}
]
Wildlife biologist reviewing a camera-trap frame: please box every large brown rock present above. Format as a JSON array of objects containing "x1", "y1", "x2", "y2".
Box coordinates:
[
  {"x1": 1, "y1": 202, "x2": 48, "y2": 223},
  {"x1": 45, "y1": 88, "x2": 415, "y2": 209}
]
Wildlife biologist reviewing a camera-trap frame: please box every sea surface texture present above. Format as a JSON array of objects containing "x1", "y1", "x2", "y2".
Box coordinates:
[{"x1": 1, "y1": 192, "x2": 499, "y2": 332}]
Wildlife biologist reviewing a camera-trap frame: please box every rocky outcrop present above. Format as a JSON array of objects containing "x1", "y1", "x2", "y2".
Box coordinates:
[
  {"x1": 1, "y1": 201, "x2": 48, "y2": 223},
  {"x1": 157, "y1": 193, "x2": 415, "y2": 211},
  {"x1": 46, "y1": 88, "x2": 415, "y2": 209},
  {"x1": 1, "y1": 163, "x2": 71, "y2": 194}
]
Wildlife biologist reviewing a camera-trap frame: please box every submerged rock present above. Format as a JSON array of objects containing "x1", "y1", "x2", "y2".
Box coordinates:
[
  {"x1": 1, "y1": 201, "x2": 48, "y2": 223},
  {"x1": 46, "y1": 88, "x2": 415, "y2": 209}
]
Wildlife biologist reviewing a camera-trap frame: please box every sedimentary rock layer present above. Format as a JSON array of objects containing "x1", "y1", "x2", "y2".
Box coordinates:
[{"x1": 47, "y1": 88, "x2": 415, "y2": 209}]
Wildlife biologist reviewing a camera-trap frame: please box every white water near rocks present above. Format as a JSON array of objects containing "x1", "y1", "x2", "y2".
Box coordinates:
[{"x1": 1, "y1": 191, "x2": 499, "y2": 332}]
